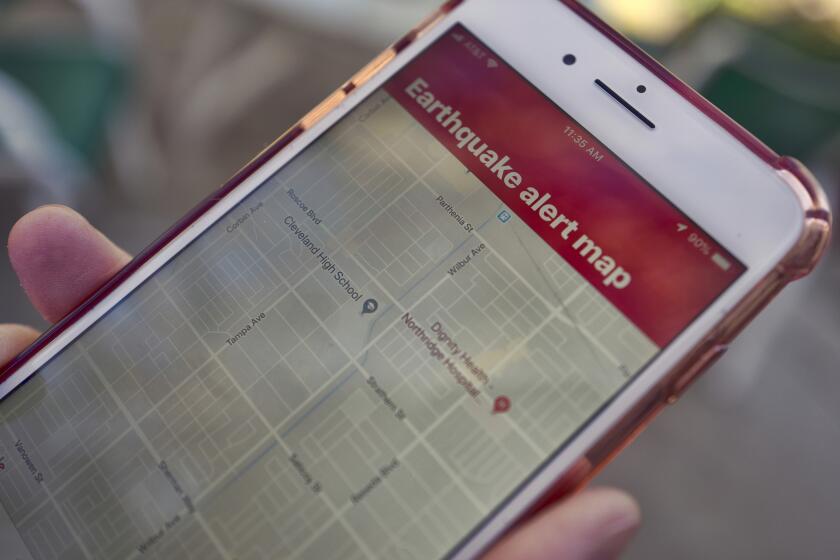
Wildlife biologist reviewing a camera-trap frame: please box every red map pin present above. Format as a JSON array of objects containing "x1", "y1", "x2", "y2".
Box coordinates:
[{"x1": 493, "y1": 396, "x2": 511, "y2": 414}]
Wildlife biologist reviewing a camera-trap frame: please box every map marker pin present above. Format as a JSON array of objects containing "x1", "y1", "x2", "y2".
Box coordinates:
[
  {"x1": 362, "y1": 299, "x2": 379, "y2": 315},
  {"x1": 493, "y1": 396, "x2": 511, "y2": 414}
]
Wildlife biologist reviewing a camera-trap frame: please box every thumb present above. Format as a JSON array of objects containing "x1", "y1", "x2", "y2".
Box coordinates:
[
  {"x1": 483, "y1": 487, "x2": 640, "y2": 560},
  {"x1": 8, "y1": 205, "x2": 130, "y2": 323}
]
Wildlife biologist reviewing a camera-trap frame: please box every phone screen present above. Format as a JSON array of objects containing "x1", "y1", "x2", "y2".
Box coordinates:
[{"x1": 0, "y1": 24, "x2": 744, "y2": 560}]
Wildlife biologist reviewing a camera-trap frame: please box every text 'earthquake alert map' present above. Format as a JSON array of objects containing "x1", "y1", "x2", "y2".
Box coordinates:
[{"x1": 0, "y1": 24, "x2": 741, "y2": 560}]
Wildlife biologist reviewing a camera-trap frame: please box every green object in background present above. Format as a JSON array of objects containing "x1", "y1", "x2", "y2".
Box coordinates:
[
  {"x1": 0, "y1": 37, "x2": 125, "y2": 164},
  {"x1": 698, "y1": 22, "x2": 840, "y2": 161},
  {"x1": 703, "y1": 67, "x2": 840, "y2": 159}
]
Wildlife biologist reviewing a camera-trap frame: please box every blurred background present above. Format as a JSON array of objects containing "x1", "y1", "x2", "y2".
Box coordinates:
[{"x1": 0, "y1": 0, "x2": 838, "y2": 558}]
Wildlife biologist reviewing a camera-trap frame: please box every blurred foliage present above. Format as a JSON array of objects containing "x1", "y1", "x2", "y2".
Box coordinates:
[
  {"x1": 596, "y1": 0, "x2": 840, "y2": 161},
  {"x1": 597, "y1": 0, "x2": 840, "y2": 52},
  {"x1": 705, "y1": 67, "x2": 840, "y2": 158},
  {"x1": 0, "y1": 38, "x2": 124, "y2": 162}
]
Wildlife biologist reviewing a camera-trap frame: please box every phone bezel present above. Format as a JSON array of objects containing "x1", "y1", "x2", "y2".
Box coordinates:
[{"x1": 0, "y1": 0, "x2": 812, "y2": 558}]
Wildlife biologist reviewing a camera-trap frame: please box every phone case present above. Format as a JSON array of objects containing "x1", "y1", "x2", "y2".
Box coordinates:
[
  {"x1": 0, "y1": 0, "x2": 832, "y2": 539},
  {"x1": 522, "y1": 0, "x2": 833, "y2": 520}
]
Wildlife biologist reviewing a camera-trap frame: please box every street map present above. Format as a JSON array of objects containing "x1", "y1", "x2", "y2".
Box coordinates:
[{"x1": 0, "y1": 75, "x2": 658, "y2": 560}]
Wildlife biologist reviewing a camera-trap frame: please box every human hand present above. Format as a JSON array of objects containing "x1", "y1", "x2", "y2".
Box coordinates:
[{"x1": 1, "y1": 206, "x2": 641, "y2": 560}]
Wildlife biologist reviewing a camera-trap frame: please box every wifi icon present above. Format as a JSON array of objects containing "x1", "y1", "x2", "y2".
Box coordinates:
[{"x1": 486, "y1": 58, "x2": 499, "y2": 69}]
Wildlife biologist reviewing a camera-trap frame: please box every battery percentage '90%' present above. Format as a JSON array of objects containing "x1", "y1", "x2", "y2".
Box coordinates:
[{"x1": 688, "y1": 232, "x2": 712, "y2": 256}]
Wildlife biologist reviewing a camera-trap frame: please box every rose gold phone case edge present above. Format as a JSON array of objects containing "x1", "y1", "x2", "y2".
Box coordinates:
[
  {"x1": 0, "y1": 0, "x2": 832, "y2": 543},
  {"x1": 525, "y1": 2, "x2": 834, "y2": 520},
  {"x1": 260, "y1": 1, "x2": 834, "y2": 521},
  {"x1": 344, "y1": 0, "x2": 835, "y2": 524}
]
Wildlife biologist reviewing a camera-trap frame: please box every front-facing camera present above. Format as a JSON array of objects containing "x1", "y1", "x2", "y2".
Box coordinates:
[{"x1": 563, "y1": 54, "x2": 577, "y2": 66}]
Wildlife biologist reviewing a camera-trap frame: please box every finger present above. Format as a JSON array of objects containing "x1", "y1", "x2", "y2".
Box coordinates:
[
  {"x1": 483, "y1": 487, "x2": 640, "y2": 560},
  {"x1": 0, "y1": 324, "x2": 40, "y2": 367},
  {"x1": 8, "y1": 205, "x2": 131, "y2": 323}
]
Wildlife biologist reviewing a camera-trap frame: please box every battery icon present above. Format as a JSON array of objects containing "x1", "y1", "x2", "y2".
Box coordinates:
[{"x1": 712, "y1": 253, "x2": 732, "y2": 271}]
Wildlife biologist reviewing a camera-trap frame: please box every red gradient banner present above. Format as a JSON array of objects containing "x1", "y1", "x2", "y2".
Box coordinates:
[{"x1": 384, "y1": 24, "x2": 744, "y2": 347}]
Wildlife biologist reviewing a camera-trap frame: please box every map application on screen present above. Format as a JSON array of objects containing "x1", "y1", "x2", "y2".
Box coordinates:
[{"x1": 0, "y1": 24, "x2": 743, "y2": 560}]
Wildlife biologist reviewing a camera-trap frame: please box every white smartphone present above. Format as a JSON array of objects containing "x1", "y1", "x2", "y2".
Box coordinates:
[{"x1": 0, "y1": 1, "x2": 831, "y2": 559}]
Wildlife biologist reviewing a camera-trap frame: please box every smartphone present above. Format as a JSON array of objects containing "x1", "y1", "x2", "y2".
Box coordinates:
[{"x1": 0, "y1": 1, "x2": 831, "y2": 559}]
